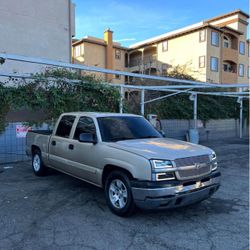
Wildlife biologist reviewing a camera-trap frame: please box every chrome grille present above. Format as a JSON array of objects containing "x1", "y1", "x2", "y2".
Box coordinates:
[
  {"x1": 174, "y1": 155, "x2": 211, "y2": 180},
  {"x1": 175, "y1": 155, "x2": 209, "y2": 167}
]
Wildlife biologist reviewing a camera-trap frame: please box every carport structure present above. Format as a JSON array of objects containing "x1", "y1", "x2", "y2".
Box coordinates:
[{"x1": 0, "y1": 53, "x2": 249, "y2": 138}]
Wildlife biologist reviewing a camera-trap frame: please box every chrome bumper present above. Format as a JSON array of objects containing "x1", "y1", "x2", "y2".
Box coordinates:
[{"x1": 131, "y1": 172, "x2": 221, "y2": 209}]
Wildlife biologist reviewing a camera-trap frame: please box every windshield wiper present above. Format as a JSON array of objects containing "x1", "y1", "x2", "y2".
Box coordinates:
[
  {"x1": 140, "y1": 135, "x2": 159, "y2": 139},
  {"x1": 110, "y1": 137, "x2": 136, "y2": 142}
]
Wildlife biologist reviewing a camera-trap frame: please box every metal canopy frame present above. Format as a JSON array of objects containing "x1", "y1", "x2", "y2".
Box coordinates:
[{"x1": 0, "y1": 53, "x2": 249, "y2": 138}]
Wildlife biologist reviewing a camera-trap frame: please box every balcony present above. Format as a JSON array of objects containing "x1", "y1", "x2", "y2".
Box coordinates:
[
  {"x1": 129, "y1": 54, "x2": 157, "y2": 72},
  {"x1": 222, "y1": 60, "x2": 237, "y2": 84},
  {"x1": 222, "y1": 47, "x2": 238, "y2": 62},
  {"x1": 221, "y1": 71, "x2": 237, "y2": 84}
]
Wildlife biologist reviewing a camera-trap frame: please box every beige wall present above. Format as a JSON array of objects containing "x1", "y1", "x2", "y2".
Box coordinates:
[
  {"x1": 206, "y1": 28, "x2": 221, "y2": 83},
  {"x1": 72, "y1": 42, "x2": 127, "y2": 83},
  {"x1": 0, "y1": 0, "x2": 74, "y2": 75},
  {"x1": 156, "y1": 30, "x2": 207, "y2": 81},
  {"x1": 113, "y1": 48, "x2": 126, "y2": 83}
]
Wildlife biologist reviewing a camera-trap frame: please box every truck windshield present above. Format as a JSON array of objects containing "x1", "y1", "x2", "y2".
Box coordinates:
[{"x1": 97, "y1": 116, "x2": 162, "y2": 142}]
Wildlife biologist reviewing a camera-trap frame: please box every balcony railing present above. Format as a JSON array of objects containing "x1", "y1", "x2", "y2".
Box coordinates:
[{"x1": 129, "y1": 54, "x2": 157, "y2": 67}]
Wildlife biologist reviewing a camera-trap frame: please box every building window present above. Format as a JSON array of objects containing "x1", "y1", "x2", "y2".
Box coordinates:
[
  {"x1": 248, "y1": 66, "x2": 250, "y2": 78},
  {"x1": 239, "y1": 41, "x2": 245, "y2": 55},
  {"x1": 199, "y1": 30, "x2": 206, "y2": 42},
  {"x1": 199, "y1": 56, "x2": 205, "y2": 68},
  {"x1": 75, "y1": 45, "x2": 81, "y2": 57},
  {"x1": 115, "y1": 50, "x2": 121, "y2": 59},
  {"x1": 162, "y1": 41, "x2": 168, "y2": 52},
  {"x1": 223, "y1": 36, "x2": 230, "y2": 48},
  {"x1": 210, "y1": 57, "x2": 218, "y2": 72},
  {"x1": 115, "y1": 70, "x2": 121, "y2": 79},
  {"x1": 239, "y1": 64, "x2": 244, "y2": 77},
  {"x1": 211, "y1": 31, "x2": 219, "y2": 47}
]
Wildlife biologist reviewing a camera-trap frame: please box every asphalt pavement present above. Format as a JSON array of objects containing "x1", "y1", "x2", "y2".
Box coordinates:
[{"x1": 0, "y1": 138, "x2": 249, "y2": 250}]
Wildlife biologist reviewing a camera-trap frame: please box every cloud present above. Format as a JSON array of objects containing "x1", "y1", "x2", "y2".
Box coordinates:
[
  {"x1": 74, "y1": 0, "x2": 203, "y2": 45},
  {"x1": 114, "y1": 38, "x2": 136, "y2": 42}
]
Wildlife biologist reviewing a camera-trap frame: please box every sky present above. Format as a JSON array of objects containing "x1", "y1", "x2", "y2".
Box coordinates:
[{"x1": 74, "y1": 0, "x2": 249, "y2": 47}]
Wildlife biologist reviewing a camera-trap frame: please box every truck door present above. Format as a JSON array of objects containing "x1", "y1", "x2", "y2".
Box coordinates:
[
  {"x1": 64, "y1": 116, "x2": 101, "y2": 185},
  {"x1": 48, "y1": 115, "x2": 76, "y2": 172}
]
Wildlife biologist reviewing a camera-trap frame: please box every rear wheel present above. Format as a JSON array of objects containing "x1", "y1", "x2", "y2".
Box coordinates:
[
  {"x1": 105, "y1": 171, "x2": 135, "y2": 217},
  {"x1": 32, "y1": 149, "x2": 47, "y2": 176}
]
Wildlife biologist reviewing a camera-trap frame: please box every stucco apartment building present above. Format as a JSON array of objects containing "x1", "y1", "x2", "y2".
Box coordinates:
[
  {"x1": 72, "y1": 9, "x2": 249, "y2": 85},
  {"x1": 0, "y1": 0, "x2": 75, "y2": 75},
  {"x1": 72, "y1": 29, "x2": 128, "y2": 83}
]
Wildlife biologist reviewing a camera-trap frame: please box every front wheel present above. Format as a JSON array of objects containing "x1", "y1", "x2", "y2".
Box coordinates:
[
  {"x1": 105, "y1": 171, "x2": 135, "y2": 217},
  {"x1": 32, "y1": 150, "x2": 47, "y2": 176}
]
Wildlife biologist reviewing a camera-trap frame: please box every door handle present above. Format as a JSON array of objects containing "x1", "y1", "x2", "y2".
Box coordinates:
[
  {"x1": 51, "y1": 141, "x2": 56, "y2": 146},
  {"x1": 68, "y1": 144, "x2": 74, "y2": 150}
]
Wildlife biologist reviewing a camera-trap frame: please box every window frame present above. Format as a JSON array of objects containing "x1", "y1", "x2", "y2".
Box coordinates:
[
  {"x1": 162, "y1": 41, "x2": 168, "y2": 52},
  {"x1": 199, "y1": 30, "x2": 206, "y2": 42},
  {"x1": 210, "y1": 56, "x2": 219, "y2": 72},
  {"x1": 239, "y1": 64, "x2": 244, "y2": 77},
  {"x1": 239, "y1": 41, "x2": 245, "y2": 55},
  {"x1": 199, "y1": 56, "x2": 205, "y2": 68},
  {"x1": 55, "y1": 115, "x2": 76, "y2": 138},
  {"x1": 73, "y1": 116, "x2": 97, "y2": 140},
  {"x1": 211, "y1": 31, "x2": 220, "y2": 47},
  {"x1": 115, "y1": 50, "x2": 121, "y2": 60},
  {"x1": 223, "y1": 36, "x2": 230, "y2": 48},
  {"x1": 74, "y1": 45, "x2": 81, "y2": 57}
]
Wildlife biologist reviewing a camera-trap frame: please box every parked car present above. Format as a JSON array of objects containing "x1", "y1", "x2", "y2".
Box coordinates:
[{"x1": 26, "y1": 112, "x2": 221, "y2": 216}]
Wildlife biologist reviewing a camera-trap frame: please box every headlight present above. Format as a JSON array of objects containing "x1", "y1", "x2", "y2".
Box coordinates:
[
  {"x1": 151, "y1": 160, "x2": 175, "y2": 181},
  {"x1": 151, "y1": 160, "x2": 173, "y2": 169},
  {"x1": 209, "y1": 152, "x2": 217, "y2": 171},
  {"x1": 210, "y1": 153, "x2": 216, "y2": 161}
]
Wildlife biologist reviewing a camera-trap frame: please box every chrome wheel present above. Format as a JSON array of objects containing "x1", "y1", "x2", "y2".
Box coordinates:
[
  {"x1": 109, "y1": 179, "x2": 128, "y2": 209},
  {"x1": 33, "y1": 154, "x2": 40, "y2": 172}
]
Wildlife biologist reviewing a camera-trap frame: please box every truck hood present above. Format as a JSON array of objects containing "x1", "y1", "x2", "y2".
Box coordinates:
[{"x1": 106, "y1": 138, "x2": 213, "y2": 160}]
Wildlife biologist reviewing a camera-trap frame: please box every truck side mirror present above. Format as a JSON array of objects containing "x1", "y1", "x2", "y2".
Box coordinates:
[{"x1": 79, "y1": 133, "x2": 97, "y2": 144}]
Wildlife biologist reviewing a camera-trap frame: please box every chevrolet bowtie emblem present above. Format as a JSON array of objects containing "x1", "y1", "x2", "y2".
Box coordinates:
[{"x1": 195, "y1": 163, "x2": 202, "y2": 170}]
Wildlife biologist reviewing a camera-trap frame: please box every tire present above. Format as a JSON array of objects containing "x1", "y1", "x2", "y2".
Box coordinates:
[
  {"x1": 104, "y1": 170, "x2": 135, "y2": 217},
  {"x1": 32, "y1": 149, "x2": 47, "y2": 176}
]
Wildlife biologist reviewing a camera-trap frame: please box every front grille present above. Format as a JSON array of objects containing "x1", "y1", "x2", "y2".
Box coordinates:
[
  {"x1": 174, "y1": 155, "x2": 211, "y2": 180},
  {"x1": 175, "y1": 155, "x2": 209, "y2": 167}
]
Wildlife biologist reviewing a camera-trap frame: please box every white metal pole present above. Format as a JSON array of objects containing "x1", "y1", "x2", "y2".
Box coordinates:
[
  {"x1": 194, "y1": 93, "x2": 198, "y2": 129},
  {"x1": 239, "y1": 98, "x2": 243, "y2": 138},
  {"x1": 140, "y1": 89, "x2": 145, "y2": 116},
  {"x1": 119, "y1": 86, "x2": 124, "y2": 114}
]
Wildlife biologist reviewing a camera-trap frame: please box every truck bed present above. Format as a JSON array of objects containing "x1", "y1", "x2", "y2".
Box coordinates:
[{"x1": 26, "y1": 130, "x2": 52, "y2": 158}]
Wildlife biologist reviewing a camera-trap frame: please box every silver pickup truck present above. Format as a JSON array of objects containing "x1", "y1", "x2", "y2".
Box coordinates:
[{"x1": 26, "y1": 112, "x2": 220, "y2": 216}]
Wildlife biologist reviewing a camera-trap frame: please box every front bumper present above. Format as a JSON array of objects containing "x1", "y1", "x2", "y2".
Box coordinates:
[{"x1": 131, "y1": 171, "x2": 221, "y2": 209}]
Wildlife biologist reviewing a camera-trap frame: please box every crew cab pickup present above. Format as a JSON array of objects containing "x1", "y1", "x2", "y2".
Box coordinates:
[{"x1": 26, "y1": 112, "x2": 220, "y2": 216}]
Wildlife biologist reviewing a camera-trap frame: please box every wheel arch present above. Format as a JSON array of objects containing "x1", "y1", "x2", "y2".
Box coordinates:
[
  {"x1": 31, "y1": 145, "x2": 41, "y2": 155},
  {"x1": 102, "y1": 164, "x2": 134, "y2": 187}
]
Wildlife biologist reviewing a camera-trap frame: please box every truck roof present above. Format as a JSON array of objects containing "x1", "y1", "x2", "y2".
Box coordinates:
[{"x1": 61, "y1": 112, "x2": 142, "y2": 118}]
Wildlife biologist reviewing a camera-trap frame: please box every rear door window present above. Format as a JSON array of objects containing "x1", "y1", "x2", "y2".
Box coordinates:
[{"x1": 55, "y1": 115, "x2": 76, "y2": 138}]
